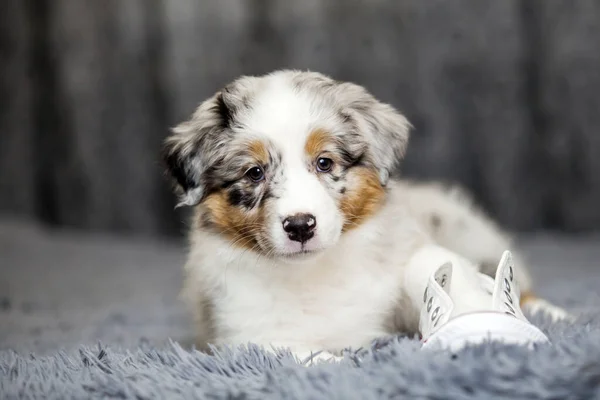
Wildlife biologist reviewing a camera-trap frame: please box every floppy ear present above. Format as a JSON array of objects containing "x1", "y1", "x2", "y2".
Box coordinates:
[
  {"x1": 162, "y1": 91, "x2": 232, "y2": 207},
  {"x1": 163, "y1": 75, "x2": 259, "y2": 207},
  {"x1": 162, "y1": 126, "x2": 205, "y2": 208},
  {"x1": 338, "y1": 82, "x2": 412, "y2": 186}
]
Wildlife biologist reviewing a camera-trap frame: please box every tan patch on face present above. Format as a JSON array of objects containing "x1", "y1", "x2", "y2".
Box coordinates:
[
  {"x1": 305, "y1": 128, "x2": 333, "y2": 159},
  {"x1": 339, "y1": 167, "x2": 386, "y2": 232},
  {"x1": 519, "y1": 291, "x2": 538, "y2": 307},
  {"x1": 199, "y1": 190, "x2": 266, "y2": 251},
  {"x1": 248, "y1": 139, "x2": 269, "y2": 164}
]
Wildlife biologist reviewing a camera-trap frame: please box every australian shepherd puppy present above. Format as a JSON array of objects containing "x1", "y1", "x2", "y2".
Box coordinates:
[{"x1": 163, "y1": 70, "x2": 567, "y2": 361}]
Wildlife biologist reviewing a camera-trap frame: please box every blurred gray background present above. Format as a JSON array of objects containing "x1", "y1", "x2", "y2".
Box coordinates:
[
  {"x1": 2, "y1": 0, "x2": 600, "y2": 356},
  {"x1": 2, "y1": 0, "x2": 600, "y2": 237}
]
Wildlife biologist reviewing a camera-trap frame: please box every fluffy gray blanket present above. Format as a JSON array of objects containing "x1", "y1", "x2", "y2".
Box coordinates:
[
  {"x1": 1, "y1": 222, "x2": 600, "y2": 399},
  {"x1": 2, "y1": 315, "x2": 600, "y2": 399}
]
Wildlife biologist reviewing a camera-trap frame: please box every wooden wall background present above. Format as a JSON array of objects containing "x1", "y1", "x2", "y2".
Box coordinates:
[{"x1": 1, "y1": 0, "x2": 600, "y2": 236}]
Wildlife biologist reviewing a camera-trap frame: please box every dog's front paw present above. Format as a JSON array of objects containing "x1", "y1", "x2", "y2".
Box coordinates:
[{"x1": 294, "y1": 350, "x2": 343, "y2": 366}]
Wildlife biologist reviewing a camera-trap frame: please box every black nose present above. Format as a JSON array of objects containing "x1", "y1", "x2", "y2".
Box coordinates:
[{"x1": 282, "y1": 213, "x2": 317, "y2": 243}]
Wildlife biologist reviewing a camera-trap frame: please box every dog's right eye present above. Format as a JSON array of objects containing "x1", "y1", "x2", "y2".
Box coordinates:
[
  {"x1": 245, "y1": 166, "x2": 265, "y2": 182},
  {"x1": 316, "y1": 157, "x2": 334, "y2": 173}
]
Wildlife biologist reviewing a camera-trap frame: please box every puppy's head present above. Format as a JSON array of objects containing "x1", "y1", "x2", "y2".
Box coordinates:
[{"x1": 163, "y1": 70, "x2": 410, "y2": 261}]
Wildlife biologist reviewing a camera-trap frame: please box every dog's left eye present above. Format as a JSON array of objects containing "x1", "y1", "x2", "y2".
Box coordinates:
[
  {"x1": 245, "y1": 166, "x2": 265, "y2": 182},
  {"x1": 316, "y1": 157, "x2": 334, "y2": 173}
]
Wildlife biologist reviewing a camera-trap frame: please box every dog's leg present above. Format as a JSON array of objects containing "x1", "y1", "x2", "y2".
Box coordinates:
[
  {"x1": 403, "y1": 244, "x2": 495, "y2": 320},
  {"x1": 519, "y1": 293, "x2": 572, "y2": 321},
  {"x1": 404, "y1": 182, "x2": 571, "y2": 321}
]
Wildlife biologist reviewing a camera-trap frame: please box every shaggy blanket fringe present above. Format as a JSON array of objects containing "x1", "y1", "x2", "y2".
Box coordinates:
[{"x1": 2, "y1": 314, "x2": 600, "y2": 400}]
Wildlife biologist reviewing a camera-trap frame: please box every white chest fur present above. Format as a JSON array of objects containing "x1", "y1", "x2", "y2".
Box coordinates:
[
  {"x1": 188, "y1": 219, "x2": 415, "y2": 353},
  {"x1": 214, "y1": 258, "x2": 399, "y2": 349},
  {"x1": 212, "y1": 257, "x2": 401, "y2": 352}
]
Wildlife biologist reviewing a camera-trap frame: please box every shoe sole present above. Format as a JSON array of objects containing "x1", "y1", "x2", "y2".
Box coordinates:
[{"x1": 421, "y1": 312, "x2": 550, "y2": 352}]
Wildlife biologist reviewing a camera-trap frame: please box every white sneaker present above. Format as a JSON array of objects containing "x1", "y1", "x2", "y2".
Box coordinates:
[{"x1": 420, "y1": 251, "x2": 550, "y2": 352}]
